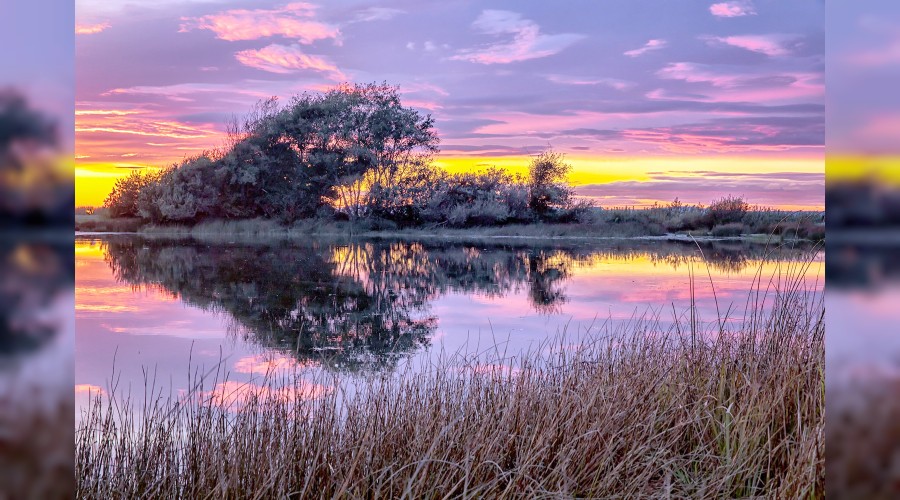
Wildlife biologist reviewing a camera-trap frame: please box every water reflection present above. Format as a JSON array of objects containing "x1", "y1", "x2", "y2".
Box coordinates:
[
  {"x1": 97, "y1": 236, "x2": 817, "y2": 371},
  {"x1": 826, "y1": 241, "x2": 900, "y2": 290},
  {"x1": 0, "y1": 240, "x2": 73, "y2": 357}
]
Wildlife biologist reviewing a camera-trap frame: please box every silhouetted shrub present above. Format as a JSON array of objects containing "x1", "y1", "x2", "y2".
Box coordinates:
[
  {"x1": 666, "y1": 212, "x2": 705, "y2": 232},
  {"x1": 803, "y1": 224, "x2": 825, "y2": 242},
  {"x1": 710, "y1": 222, "x2": 746, "y2": 237},
  {"x1": 702, "y1": 196, "x2": 749, "y2": 228},
  {"x1": 528, "y1": 151, "x2": 574, "y2": 216}
]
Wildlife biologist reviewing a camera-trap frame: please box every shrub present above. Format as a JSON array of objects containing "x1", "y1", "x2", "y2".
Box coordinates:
[
  {"x1": 103, "y1": 169, "x2": 160, "y2": 218},
  {"x1": 665, "y1": 211, "x2": 704, "y2": 232},
  {"x1": 702, "y1": 195, "x2": 749, "y2": 228},
  {"x1": 769, "y1": 221, "x2": 825, "y2": 241},
  {"x1": 710, "y1": 222, "x2": 746, "y2": 237},
  {"x1": 528, "y1": 151, "x2": 574, "y2": 217},
  {"x1": 802, "y1": 224, "x2": 825, "y2": 242},
  {"x1": 369, "y1": 217, "x2": 398, "y2": 231}
]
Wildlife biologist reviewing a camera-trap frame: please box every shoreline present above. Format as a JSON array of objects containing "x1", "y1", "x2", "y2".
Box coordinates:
[
  {"x1": 75, "y1": 207, "x2": 825, "y2": 244},
  {"x1": 75, "y1": 228, "x2": 811, "y2": 246}
]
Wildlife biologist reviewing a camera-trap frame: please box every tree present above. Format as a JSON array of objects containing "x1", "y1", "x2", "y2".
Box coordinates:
[
  {"x1": 152, "y1": 155, "x2": 220, "y2": 222},
  {"x1": 528, "y1": 150, "x2": 574, "y2": 218},
  {"x1": 104, "y1": 169, "x2": 158, "y2": 218},
  {"x1": 274, "y1": 83, "x2": 439, "y2": 220}
]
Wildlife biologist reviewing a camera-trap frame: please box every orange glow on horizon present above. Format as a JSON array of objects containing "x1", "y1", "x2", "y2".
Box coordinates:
[
  {"x1": 75, "y1": 153, "x2": 823, "y2": 210},
  {"x1": 827, "y1": 155, "x2": 900, "y2": 185}
]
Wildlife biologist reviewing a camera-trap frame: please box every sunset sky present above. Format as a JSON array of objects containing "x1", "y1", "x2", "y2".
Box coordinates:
[{"x1": 76, "y1": 0, "x2": 825, "y2": 209}]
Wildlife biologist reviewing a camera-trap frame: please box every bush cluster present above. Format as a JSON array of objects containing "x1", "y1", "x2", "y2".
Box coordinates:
[
  {"x1": 585, "y1": 197, "x2": 822, "y2": 240},
  {"x1": 104, "y1": 84, "x2": 585, "y2": 228}
]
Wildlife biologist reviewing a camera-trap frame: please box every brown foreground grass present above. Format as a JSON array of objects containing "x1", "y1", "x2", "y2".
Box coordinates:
[
  {"x1": 76, "y1": 264, "x2": 823, "y2": 499},
  {"x1": 826, "y1": 378, "x2": 900, "y2": 499}
]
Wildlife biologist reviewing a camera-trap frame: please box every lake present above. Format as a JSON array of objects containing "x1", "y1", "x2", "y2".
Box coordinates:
[{"x1": 75, "y1": 235, "x2": 823, "y2": 411}]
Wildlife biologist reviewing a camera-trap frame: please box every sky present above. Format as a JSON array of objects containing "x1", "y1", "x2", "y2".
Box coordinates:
[
  {"x1": 75, "y1": 0, "x2": 825, "y2": 209},
  {"x1": 2, "y1": 0, "x2": 74, "y2": 148},
  {"x1": 826, "y1": 1, "x2": 900, "y2": 183}
]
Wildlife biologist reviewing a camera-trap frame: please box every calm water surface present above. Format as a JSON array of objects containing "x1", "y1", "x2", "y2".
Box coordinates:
[
  {"x1": 75, "y1": 235, "x2": 823, "y2": 409},
  {"x1": 827, "y1": 244, "x2": 900, "y2": 389}
]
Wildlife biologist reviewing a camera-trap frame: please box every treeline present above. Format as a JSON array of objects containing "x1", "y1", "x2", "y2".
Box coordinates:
[
  {"x1": 104, "y1": 83, "x2": 588, "y2": 227},
  {"x1": 826, "y1": 181, "x2": 900, "y2": 227}
]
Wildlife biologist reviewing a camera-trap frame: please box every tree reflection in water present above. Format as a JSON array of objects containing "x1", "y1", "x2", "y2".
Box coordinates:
[{"x1": 100, "y1": 237, "x2": 816, "y2": 371}]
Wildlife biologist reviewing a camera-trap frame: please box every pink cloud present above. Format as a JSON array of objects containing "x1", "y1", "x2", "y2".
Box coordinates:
[
  {"x1": 854, "y1": 114, "x2": 900, "y2": 146},
  {"x1": 235, "y1": 44, "x2": 346, "y2": 80},
  {"x1": 75, "y1": 109, "x2": 140, "y2": 116},
  {"x1": 624, "y1": 39, "x2": 667, "y2": 57},
  {"x1": 709, "y1": 1, "x2": 756, "y2": 18},
  {"x1": 704, "y1": 35, "x2": 793, "y2": 56},
  {"x1": 656, "y1": 63, "x2": 823, "y2": 102},
  {"x1": 657, "y1": 62, "x2": 739, "y2": 86},
  {"x1": 74, "y1": 384, "x2": 105, "y2": 395},
  {"x1": 452, "y1": 10, "x2": 585, "y2": 64},
  {"x1": 472, "y1": 111, "x2": 622, "y2": 136},
  {"x1": 545, "y1": 75, "x2": 632, "y2": 89},
  {"x1": 104, "y1": 82, "x2": 283, "y2": 101},
  {"x1": 400, "y1": 82, "x2": 450, "y2": 97},
  {"x1": 76, "y1": 119, "x2": 213, "y2": 140},
  {"x1": 181, "y1": 2, "x2": 340, "y2": 44},
  {"x1": 618, "y1": 128, "x2": 804, "y2": 154},
  {"x1": 75, "y1": 104, "x2": 224, "y2": 168},
  {"x1": 402, "y1": 99, "x2": 444, "y2": 111},
  {"x1": 576, "y1": 172, "x2": 824, "y2": 210},
  {"x1": 76, "y1": 22, "x2": 110, "y2": 35}
]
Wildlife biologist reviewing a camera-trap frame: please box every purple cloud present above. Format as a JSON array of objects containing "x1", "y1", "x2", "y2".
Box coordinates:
[
  {"x1": 577, "y1": 171, "x2": 823, "y2": 208},
  {"x1": 350, "y1": 7, "x2": 405, "y2": 23},
  {"x1": 702, "y1": 34, "x2": 797, "y2": 56},
  {"x1": 709, "y1": 1, "x2": 756, "y2": 18},
  {"x1": 451, "y1": 10, "x2": 585, "y2": 64},
  {"x1": 624, "y1": 39, "x2": 667, "y2": 57}
]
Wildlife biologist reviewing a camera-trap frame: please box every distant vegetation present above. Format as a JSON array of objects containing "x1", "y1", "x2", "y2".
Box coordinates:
[
  {"x1": 580, "y1": 196, "x2": 823, "y2": 241},
  {"x1": 826, "y1": 181, "x2": 900, "y2": 227},
  {"x1": 92, "y1": 83, "x2": 823, "y2": 240}
]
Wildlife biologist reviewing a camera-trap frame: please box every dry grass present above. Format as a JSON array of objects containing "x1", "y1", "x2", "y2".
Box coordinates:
[
  {"x1": 75, "y1": 214, "x2": 143, "y2": 233},
  {"x1": 76, "y1": 263, "x2": 823, "y2": 499},
  {"x1": 826, "y1": 372, "x2": 900, "y2": 498},
  {"x1": 1, "y1": 400, "x2": 74, "y2": 499}
]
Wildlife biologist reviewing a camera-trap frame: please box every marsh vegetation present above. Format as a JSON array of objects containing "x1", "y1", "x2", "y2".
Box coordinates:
[{"x1": 76, "y1": 255, "x2": 824, "y2": 498}]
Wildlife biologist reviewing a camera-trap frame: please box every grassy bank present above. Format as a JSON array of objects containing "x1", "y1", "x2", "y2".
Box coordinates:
[
  {"x1": 75, "y1": 209, "x2": 142, "y2": 233},
  {"x1": 76, "y1": 271, "x2": 824, "y2": 498},
  {"x1": 76, "y1": 210, "x2": 824, "y2": 245}
]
